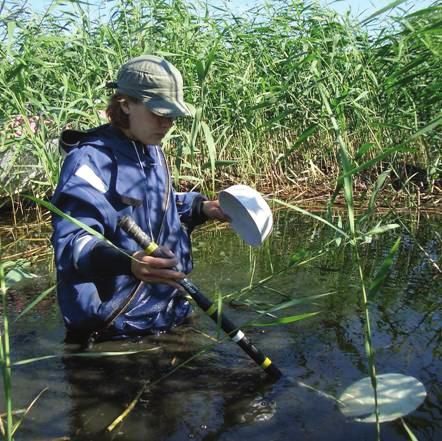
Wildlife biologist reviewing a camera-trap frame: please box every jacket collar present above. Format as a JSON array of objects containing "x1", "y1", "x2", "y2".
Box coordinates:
[
  {"x1": 59, "y1": 124, "x2": 161, "y2": 205},
  {"x1": 59, "y1": 124, "x2": 159, "y2": 164},
  {"x1": 105, "y1": 125, "x2": 145, "y2": 162}
]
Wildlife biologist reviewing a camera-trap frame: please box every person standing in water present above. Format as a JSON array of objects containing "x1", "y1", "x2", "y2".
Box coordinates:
[{"x1": 51, "y1": 55, "x2": 228, "y2": 342}]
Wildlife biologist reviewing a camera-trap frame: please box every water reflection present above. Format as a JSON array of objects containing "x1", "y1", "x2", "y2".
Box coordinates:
[
  {"x1": 59, "y1": 322, "x2": 282, "y2": 441},
  {"x1": 1, "y1": 211, "x2": 441, "y2": 440}
]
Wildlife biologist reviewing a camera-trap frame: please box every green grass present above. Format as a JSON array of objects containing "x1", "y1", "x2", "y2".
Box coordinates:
[
  {"x1": 0, "y1": 248, "x2": 13, "y2": 441},
  {"x1": 1, "y1": 3, "x2": 440, "y2": 438},
  {"x1": 0, "y1": 0, "x2": 440, "y2": 200}
]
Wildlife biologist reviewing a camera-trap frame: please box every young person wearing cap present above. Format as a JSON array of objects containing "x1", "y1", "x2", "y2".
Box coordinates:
[{"x1": 51, "y1": 55, "x2": 228, "y2": 343}]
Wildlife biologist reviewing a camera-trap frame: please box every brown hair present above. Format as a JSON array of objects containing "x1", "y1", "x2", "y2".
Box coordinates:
[{"x1": 106, "y1": 93, "x2": 140, "y2": 129}]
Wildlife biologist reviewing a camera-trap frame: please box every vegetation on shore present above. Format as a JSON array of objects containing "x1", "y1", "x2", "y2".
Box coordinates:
[
  {"x1": 0, "y1": 0, "x2": 441, "y2": 205},
  {"x1": 1, "y1": 1, "x2": 441, "y2": 439}
]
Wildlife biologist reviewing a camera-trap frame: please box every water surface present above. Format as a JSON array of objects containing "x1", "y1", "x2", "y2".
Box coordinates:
[{"x1": 2, "y1": 211, "x2": 441, "y2": 440}]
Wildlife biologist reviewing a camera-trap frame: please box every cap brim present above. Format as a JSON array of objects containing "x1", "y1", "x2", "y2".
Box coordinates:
[{"x1": 145, "y1": 97, "x2": 192, "y2": 118}]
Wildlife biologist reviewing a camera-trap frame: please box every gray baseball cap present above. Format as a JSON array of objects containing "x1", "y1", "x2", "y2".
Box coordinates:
[{"x1": 109, "y1": 55, "x2": 192, "y2": 118}]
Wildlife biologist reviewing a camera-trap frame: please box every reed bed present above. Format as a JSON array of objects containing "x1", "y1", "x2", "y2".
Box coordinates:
[
  {"x1": 0, "y1": 1, "x2": 441, "y2": 439},
  {"x1": 0, "y1": 0, "x2": 441, "y2": 200}
]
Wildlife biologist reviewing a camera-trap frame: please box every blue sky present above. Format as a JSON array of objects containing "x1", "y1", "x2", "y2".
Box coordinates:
[
  {"x1": 322, "y1": 0, "x2": 434, "y2": 18},
  {"x1": 219, "y1": 0, "x2": 434, "y2": 18},
  {"x1": 26, "y1": 0, "x2": 434, "y2": 20}
]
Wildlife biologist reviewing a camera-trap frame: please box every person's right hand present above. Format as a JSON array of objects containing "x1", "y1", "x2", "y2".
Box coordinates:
[{"x1": 130, "y1": 250, "x2": 185, "y2": 291}]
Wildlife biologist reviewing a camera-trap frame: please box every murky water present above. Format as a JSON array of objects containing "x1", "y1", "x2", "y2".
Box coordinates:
[{"x1": 2, "y1": 210, "x2": 441, "y2": 440}]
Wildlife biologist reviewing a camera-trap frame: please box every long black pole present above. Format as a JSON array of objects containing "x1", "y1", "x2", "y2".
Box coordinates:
[{"x1": 118, "y1": 215, "x2": 282, "y2": 379}]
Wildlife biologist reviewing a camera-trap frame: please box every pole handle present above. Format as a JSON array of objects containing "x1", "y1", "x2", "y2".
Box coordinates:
[
  {"x1": 118, "y1": 215, "x2": 282, "y2": 379},
  {"x1": 119, "y1": 215, "x2": 171, "y2": 258}
]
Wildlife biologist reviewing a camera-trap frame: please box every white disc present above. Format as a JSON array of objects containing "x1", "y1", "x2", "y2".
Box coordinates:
[
  {"x1": 338, "y1": 373, "x2": 426, "y2": 423},
  {"x1": 219, "y1": 184, "x2": 273, "y2": 247}
]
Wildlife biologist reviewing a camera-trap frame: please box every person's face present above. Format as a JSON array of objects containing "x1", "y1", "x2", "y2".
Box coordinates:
[{"x1": 120, "y1": 100, "x2": 175, "y2": 145}]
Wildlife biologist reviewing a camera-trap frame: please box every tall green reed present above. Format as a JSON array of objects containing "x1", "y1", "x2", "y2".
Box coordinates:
[
  {"x1": 1, "y1": 0, "x2": 440, "y2": 200},
  {"x1": 0, "y1": 254, "x2": 52, "y2": 439},
  {"x1": 0, "y1": 228, "x2": 162, "y2": 439},
  {"x1": 269, "y1": 17, "x2": 436, "y2": 431},
  {"x1": 0, "y1": 243, "x2": 13, "y2": 441},
  {"x1": 315, "y1": 66, "x2": 381, "y2": 437}
]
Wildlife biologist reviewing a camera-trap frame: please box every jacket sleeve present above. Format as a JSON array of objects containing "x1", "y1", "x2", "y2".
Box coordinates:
[
  {"x1": 174, "y1": 191, "x2": 208, "y2": 232},
  {"x1": 51, "y1": 148, "x2": 132, "y2": 281}
]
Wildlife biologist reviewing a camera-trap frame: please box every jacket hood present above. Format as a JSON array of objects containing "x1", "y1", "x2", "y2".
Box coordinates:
[{"x1": 59, "y1": 124, "x2": 145, "y2": 162}]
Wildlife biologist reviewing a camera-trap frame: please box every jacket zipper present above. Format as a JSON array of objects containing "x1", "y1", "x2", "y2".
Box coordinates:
[
  {"x1": 156, "y1": 145, "x2": 171, "y2": 242},
  {"x1": 88, "y1": 144, "x2": 172, "y2": 345}
]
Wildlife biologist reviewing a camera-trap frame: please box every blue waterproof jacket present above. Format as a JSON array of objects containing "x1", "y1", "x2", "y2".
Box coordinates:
[{"x1": 51, "y1": 124, "x2": 206, "y2": 338}]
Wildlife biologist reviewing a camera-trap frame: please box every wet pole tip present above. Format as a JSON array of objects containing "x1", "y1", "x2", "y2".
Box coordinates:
[{"x1": 265, "y1": 363, "x2": 283, "y2": 380}]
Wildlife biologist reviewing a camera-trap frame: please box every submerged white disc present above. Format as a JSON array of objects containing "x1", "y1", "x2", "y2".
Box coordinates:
[{"x1": 338, "y1": 373, "x2": 426, "y2": 423}]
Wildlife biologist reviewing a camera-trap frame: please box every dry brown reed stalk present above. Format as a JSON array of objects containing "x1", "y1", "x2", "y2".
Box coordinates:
[{"x1": 2, "y1": 246, "x2": 52, "y2": 262}]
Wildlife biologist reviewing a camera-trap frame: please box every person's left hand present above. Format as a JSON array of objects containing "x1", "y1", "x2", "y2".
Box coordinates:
[{"x1": 202, "y1": 200, "x2": 230, "y2": 222}]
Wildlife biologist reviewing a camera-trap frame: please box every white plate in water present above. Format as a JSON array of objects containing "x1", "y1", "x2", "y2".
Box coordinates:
[{"x1": 338, "y1": 373, "x2": 427, "y2": 423}]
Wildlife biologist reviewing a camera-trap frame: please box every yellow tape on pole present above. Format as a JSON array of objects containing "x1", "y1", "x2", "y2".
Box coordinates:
[
  {"x1": 144, "y1": 242, "x2": 159, "y2": 255},
  {"x1": 261, "y1": 357, "x2": 272, "y2": 369}
]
